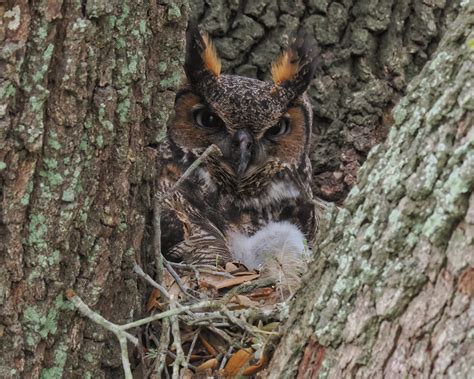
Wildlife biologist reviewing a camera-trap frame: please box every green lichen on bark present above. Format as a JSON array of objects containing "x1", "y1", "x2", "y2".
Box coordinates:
[
  {"x1": 268, "y1": 3, "x2": 473, "y2": 377},
  {"x1": 39, "y1": 342, "x2": 68, "y2": 379},
  {"x1": 0, "y1": 0, "x2": 187, "y2": 376}
]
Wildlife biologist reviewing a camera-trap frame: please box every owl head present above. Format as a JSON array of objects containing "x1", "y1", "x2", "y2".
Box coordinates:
[{"x1": 169, "y1": 22, "x2": 319, "y2": 182}]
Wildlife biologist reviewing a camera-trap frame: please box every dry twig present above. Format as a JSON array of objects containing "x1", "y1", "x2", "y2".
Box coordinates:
[
  {"x1": 67, "y1": 289, "x2": 221, "y2": 378},
  {"x1": 170, "y1": 300, "x2": 186, "y2": 378},
  {"x1": 154, "y1": 317, "x2": 170, "y2": 378}
]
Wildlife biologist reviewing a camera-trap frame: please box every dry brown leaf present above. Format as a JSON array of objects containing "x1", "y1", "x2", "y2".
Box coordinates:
[
  {"x1": 188, "y1": 354, "x2": 214, "y2": 362},
  {"x1": 168, "y1": 275, "x2": 191, "y2": 300},
  {"x1": 227, "y1": 294, "x2": 259, "y2": 308},
  {"x1": 146, "y1": 288, "x2": 161, "y2": 312},
  {"x1": 198, "y1": 272, "x2": 230, "y2": 290},
  {"x1": 225, "y1": 262, "x2": 239, "y2": 272},
  {"x1": 242, "y1": 354, "x2": 269, "y2": 376},
  {"x1": 233, "y1": 271, "x2": 258, "y2": 277},
  {"x1": 226, "y1": 261, "x2": 250, "y2": 272},
  {"x1": 248, "y1": 287, "x2": 274, "y2": 300},
  {"x1": 163, "y1": 270, "x2": 175, "y2": 288},
  {"x1": 198, "y1": 272, "x2": 259, "y2": 290},
  {"x1": 223, "y1": 348, "x2": 253, "y2": 376},
  {"x1": 168, "y1": 282, "x2": 182, "y2": 300},
  {"x1": 199, "y1": 334, "x2": 218, "y2": 356},
  {"x1": 213, "y1": 274, "x2": 260, "y2": 290},
  {"x1": 195, "y1": 358, "x2": 219, "y2": 373},
  {"x1": 198, "y1": 279, "x2": 212, "y2": 289}
]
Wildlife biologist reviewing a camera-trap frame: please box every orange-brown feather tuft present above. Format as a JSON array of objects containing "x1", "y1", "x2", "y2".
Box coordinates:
[
  {"x1": 202, "y1": 34, "x2": 221, "y2": 76},
  {"x1": 271, "y1": 50, "x2": 299, "y2": 85}
]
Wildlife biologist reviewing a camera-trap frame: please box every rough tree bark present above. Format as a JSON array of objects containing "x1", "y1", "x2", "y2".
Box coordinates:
[
  {"x1": 267, "y1": 4, "x2": 473, "y2": 378},
  {"x1": 191, "y1": 0, "x2": 460, "y2": 202},
  {"x1": 0, "y1": 1, "x2": 187, "y2": 377},
  {"x1": 1, "y1": 1, "x2": 471, "y2": 379}
]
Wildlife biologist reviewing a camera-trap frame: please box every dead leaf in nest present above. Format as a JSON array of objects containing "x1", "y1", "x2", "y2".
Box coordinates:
[
  {"x1": 225, "y1": 262, "x2": 239, "y2": 272},
  {"x1": 168, "y1": 282, "x2": 181, "y2": 300},
  {"x1": 196, "y1": 358, "x2": 219, "y2": 373},
  {"x1": 198, "y1": 274, "x2": 222, "y2": 290},
  {"x1": 223, "y1": 348, "x2": 254, "y2": 376},
  {"x1": 214, "y1": 274, "x2": 260, "y2": 290},
  {"x1": 233, "y1": 271, "x2": 258, "y2": 277},
  {"x1": 188, "y1": 354, "x2": 214, "y2": 362},
  {"x1": 140, "y1": 256, "x2": 285, "y2": 376},
  {"x1": 163, "y1": 270, "x2": 175, "y2": 287},
  {"x1": 226, "y1": 294, "x2": 259, "y2": 309},
  {"x1": 225, "y1": 261, "x2": 249, "y2": 273},
  {"x1": 146, "y1": 288, "x2": 162, "y2": 312},
  {"x1": 253, "y1": 287, "x2": 287, "y2": 307},
  {"x1": 199, "y1": 334, "x2": 218, "y2": 356},
  {"x1": 248, "y1": 287, "x2": 274, "y2": 300},
  {"x1": 198, "y1": 272, "x2": 259, "y2": 290},
  {"x1": 168, "y1": 275, "x2": 191, "y2": 300},
  {"x1": 197, "y1": 281, "x2": 211, "y2": 290},
  {"x1": 242, "y1": 354, "x2": 269, "y2": 376},
  {"x1": 195, "y1": 358, "x2": 219, "y2": 373}
]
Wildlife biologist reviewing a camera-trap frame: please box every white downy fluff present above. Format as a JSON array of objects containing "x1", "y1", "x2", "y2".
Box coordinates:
[{"x1": 228, "y1": 221, "x2": 310, "y2": 294}]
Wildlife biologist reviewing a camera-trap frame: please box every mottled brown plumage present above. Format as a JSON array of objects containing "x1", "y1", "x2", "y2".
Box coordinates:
[{"x1": 158, "y1": 22, "x2": 319, "y2": 265}]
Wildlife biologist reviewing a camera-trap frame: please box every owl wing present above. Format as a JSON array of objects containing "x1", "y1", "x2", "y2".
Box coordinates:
[
  {"x1": 158, "y1": 140, "x2": 232, "y2": 265},
  {"x1": 163, "y1": 191, "x2": 232, "y2": 265},
  {"x1": 167, "y1": 222, "x2": 231, "y2": 265},
  {"x1": 284, "y1": 157, "x2": 320, "y2": 244}
]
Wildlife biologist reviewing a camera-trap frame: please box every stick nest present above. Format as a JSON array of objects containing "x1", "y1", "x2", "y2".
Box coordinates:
[{"x1": 136, "y1": 259, "x2": 296, "y2": 378}]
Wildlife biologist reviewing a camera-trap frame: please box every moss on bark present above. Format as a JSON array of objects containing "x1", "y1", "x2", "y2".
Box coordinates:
[
  {"x1": 0, "y1": 1, "x2": 187, "y2": 377},
  {"x1": 267, "y1": 3, "x2": 474, "y2": 377}
]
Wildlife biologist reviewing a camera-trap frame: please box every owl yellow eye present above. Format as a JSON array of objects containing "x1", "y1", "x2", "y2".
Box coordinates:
[
  {"x1": 266, "y1": 118, "x2": 291, "y2": 138},
  {"x1": 193, "y1": 107, "x2": 224, "y2": 129}
]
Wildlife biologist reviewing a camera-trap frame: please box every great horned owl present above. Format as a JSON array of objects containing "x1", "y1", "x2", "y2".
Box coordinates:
[{"x1": 158, "y1": 23, "x2": 319, "y2": 266}]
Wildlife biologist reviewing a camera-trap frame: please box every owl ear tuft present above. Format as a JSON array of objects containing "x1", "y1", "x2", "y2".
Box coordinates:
[
  {"x1": 201, "y1": 34, "x2": 221, "y2": 76},
  {"x1": 184, "y1": 21, "x2": 221, "y2": 86},
  {"x1": 271, "y1": 50, "x2": 299, "y2": 85},
  {"x1": 271, "y1": 30, "x2": 319, "y2": 97}
]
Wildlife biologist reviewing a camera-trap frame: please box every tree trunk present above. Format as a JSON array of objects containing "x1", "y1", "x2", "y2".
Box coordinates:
[
  {"x1": 2, "y1": 1, "x2": 471, "y2": 378},
  {"x1": 267, "y1": 4, "x2": 473, "y2": 377},
  {"x1": 0, "y1": 1, "x2": 187, "y2": 377},
  {"x1": 191, "y1": 0, "x2": 460, "y2": 203}
]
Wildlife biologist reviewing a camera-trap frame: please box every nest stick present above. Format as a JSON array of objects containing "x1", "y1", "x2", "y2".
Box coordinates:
[
  {"x1": 164, "y1": 259, "x2": 200, "y2": 300},
  {"x1": 66, "y1": 290, "x2": 136, "y2": 379},
  {"x1": 154, "y1": 318, "x2": 170, "y2": 378},
  {"x1": 186, "y1": 328, "x2": 201, "y2": 367},
  {"x1": 133, "y1": 264, "x2": 171, "y2": 300},
  {"x1": 170, "y1": 301, "x2": 187, "y2": 378}
]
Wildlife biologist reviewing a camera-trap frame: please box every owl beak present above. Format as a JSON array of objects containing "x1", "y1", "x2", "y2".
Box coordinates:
[{"x1": 235, "y1": 130, "x2": 253, "y2": 177}]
